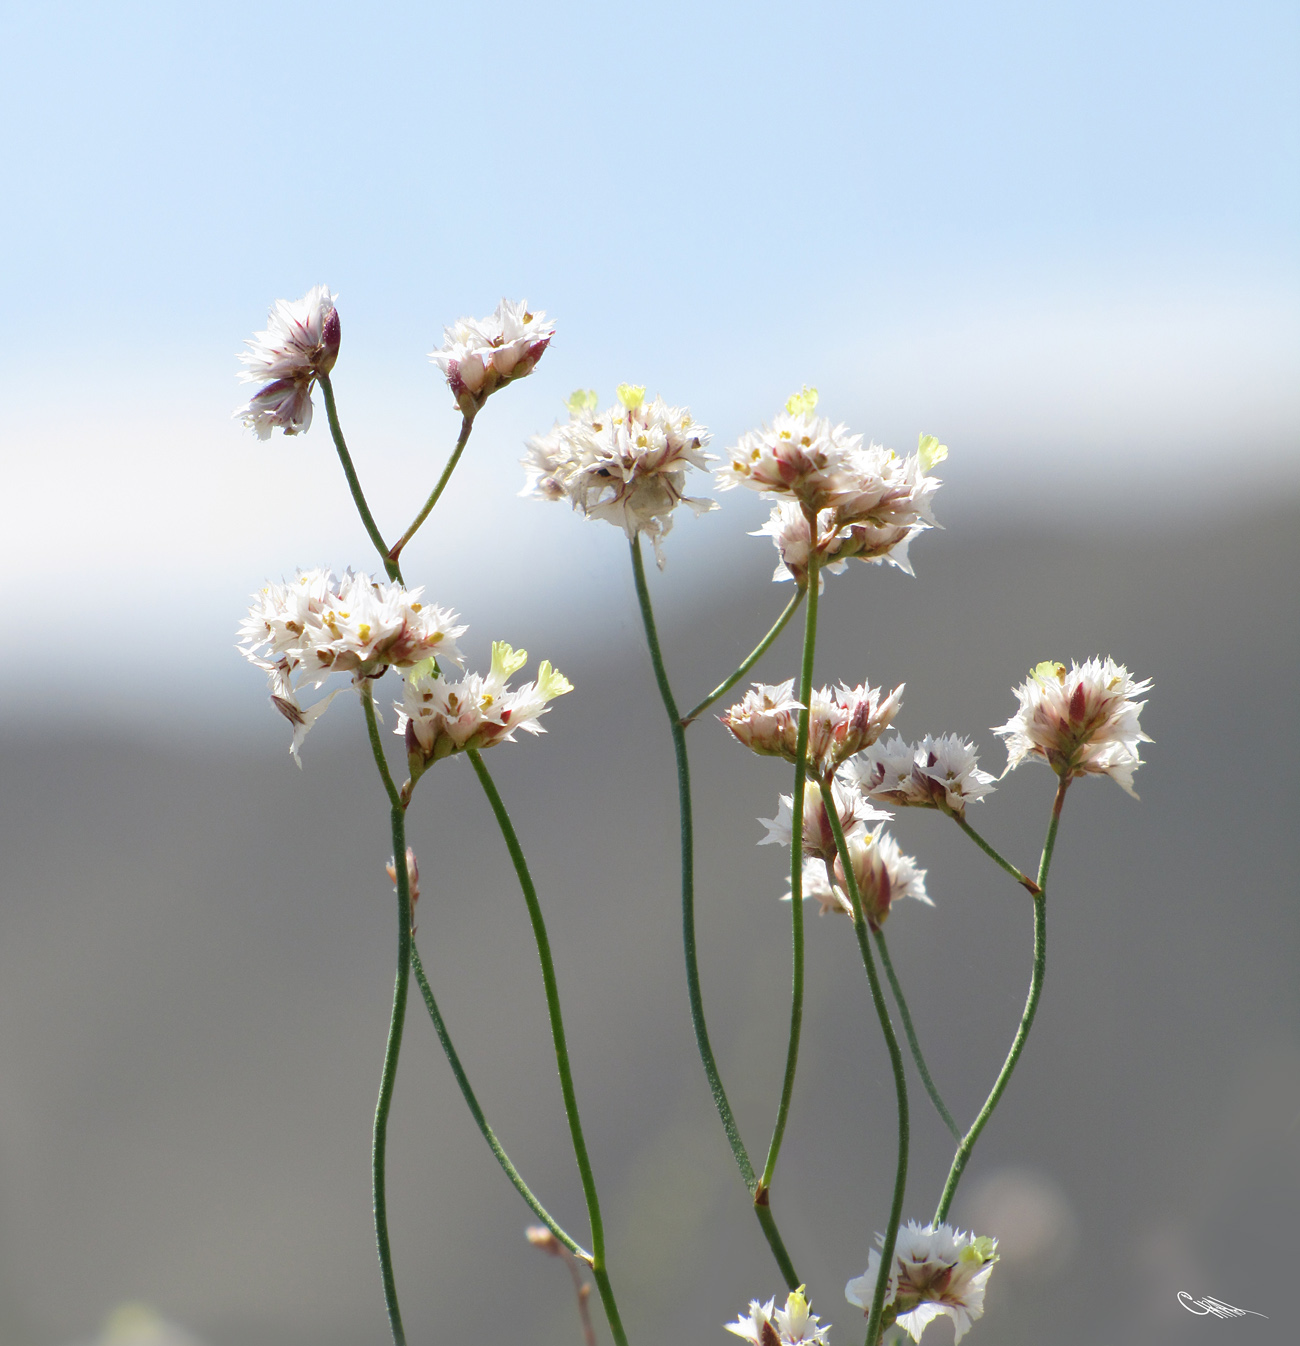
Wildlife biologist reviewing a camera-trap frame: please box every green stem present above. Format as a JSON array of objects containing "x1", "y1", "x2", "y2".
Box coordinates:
[
  {"x1": 819, "y1": 777, "x2": 909, "y2": 1346},
  {"x1": 680, "y1": 587, "x2": 806, "y2": 727},
  {"x1": 759, "y1": 550, "x2": 819, "y2": 1195},
  {"x1": 388, "y1": 414, "x2": 475, "y2": 567},
  {"x1": 409, "y1": 941, "x2": 593, "y2": 1264},
  {"x1": 319, "y1": 372, "x2": 401, "y2": 583},
  {"x1": 951, "y1": 813, "x2": 1040, "y2": 894},
  {"x1": 627, "y1": 535, "x2": 800, "y2": 1290},
  {"x1": 465, "y1": 748, "x2": 628, "y2": 1346},
  {"x1": 932, "y1": 776, "x2": 1070, "y2": 1225},
  {"x1": 361, "y1": 686, "x2": 408, "y2": 1346},
  {"x1": 874, "y1": 929, "x2": 960, "y2": 1142}
]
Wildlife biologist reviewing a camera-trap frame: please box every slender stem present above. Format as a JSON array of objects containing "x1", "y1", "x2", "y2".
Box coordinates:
[
  {"x1": 820, "y1": 778, "x2": 909, "y2": 1346},
  {"x1": 874, "y1": 929, "x2": 960, "y2": 1142},
  {"x1": 409, "y1": 942, "x2": 593, "y2": 1263},
  {"x1": 627, "y1": 535, "x2": 800, "y2": 1290},
  {"x1": 680, "y1": 587, "x2": 806, "y2": 726},
  {"x1": 465, "y1": 748, "x2": 628, "y2": 1346},
  {"x1": 760, "y1": 552, "x2": 819, "y2": 1195},
  {"x1": 319, "y1": 372, "x2": 401, "y2": 583},
  {"x1": 951, "y1": 813, "x2": 1040, "y2": 894},
  {"x1": 361, "y1": 687, "x2": 409, "y2": 1346},
  {"x1": 389, "y1": 414, "x2": 475, "y2": 566},
  {"x1": 932, "y1": 776, "x2": 1070, "y2": 1225}
]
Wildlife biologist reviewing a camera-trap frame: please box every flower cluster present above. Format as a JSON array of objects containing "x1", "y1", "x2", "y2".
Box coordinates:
[
  {"x1": 717, "y1": 389, "x2": 944, "y2": 584},
  {"x1": 759, "y1": 777, "x2": 890, "y2": 862},
  {"x1": 792, "y1": 826, "x2": 930, "y2": 926},
  {"x1": 395, "y1": 642, "x2": 572, "y2": 779},
  {"x1": 844, "y1": 734, "x2": 996, "y2": 818},
  {"x1": 522, "y1": 385, "x2": 715, "y2": 565},
  {"x1": 723, "y1": 679, "x2": 903, "y2": 773},
  {"x1": 995, "y1": 658, "x2": 1152, "y2": 796},
  {"x1": 845, "y1": 1222, "x2": 999, "y2": 1344},
  {"x1": 236, "y1": 285, "x2": 341, "y2": 439},
  {"x1": 431, "y1": 299, "x2": 554, "y2": 416},
  {"x1": 238, "y1": 568, "x2": 465, "y2": 761},
  {"x1": 726, "y1": 1287, "x2": 831, "y2": 1345}
]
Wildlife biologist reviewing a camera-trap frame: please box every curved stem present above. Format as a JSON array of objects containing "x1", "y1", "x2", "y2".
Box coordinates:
[
  {"x1": 951, "y1": 813, "x2": 1040, "y2": 894},
  {"x1": 932, "y1": 776, "x2": 1070, "y2": 1225},
  {"x1": 759, "y1": 551, "x2": 819, "y2": 1195},
  {"x1": 319, "y1": 372, "x2": 401, "y2": 583},
  {"x1": 361, "y1": 687, "x2": 409, "y2": 1346},
  {"x1": 819, "y1": 778, "x2": 909, "y2": 1346},
  {"x1": 680, "y1": 587, "x2": 805, "y2": 727},
  {"x1": 627, "y1": 535, "x2": 800, "y2": 1290},
  {"x1": 409, "y1": 942, "x2": 593, "y2": 1264},
  {"x1": 465, "y1": 749, "x2": 628, "y2": 1346},
  {"x1": 875, "y1": 929, "x2": 960, "y2": 1142},
  {"x1": 389, "y1": 414, "x2": 475, "y2": 566}
]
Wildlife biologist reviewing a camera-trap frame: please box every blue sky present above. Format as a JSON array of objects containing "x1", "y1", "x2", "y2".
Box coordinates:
[{"x1": 1, "y1": 0, "x2": 1296, "y2": 714}]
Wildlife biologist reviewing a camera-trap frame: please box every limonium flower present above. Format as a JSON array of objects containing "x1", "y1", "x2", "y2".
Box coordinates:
[
  {"x1": 522, "y1": 384, "x2": 715, "y2": 567},
  {"x1": 431, "y1": 298, "x2": 554, "y2": 417},
  {"x1": 238, "y1": 568, "x2": 465, "y2": 762},
  {"x1": 759, "y1": 778, "x2": 890, "y2": 862},
  {"x1": 994, "y1": 657, "x2": 1153, "y2": 797},
  {"x1": 726, "y1": 1286, "x2": 831, "y2": 1345},
  {"x1": 236, "y1": 285, "x2": 340, "y2": 439},
  {"x1": 723, "y1": 680, "x2": 903, "y2": 772},
  {"x1": 395, "y1": 642, "x2": 572, "y2": 781},
  {"x1": 844, "y1": 734, "x2": 996, "y2": 818},
  {"x1": 845, "y1": 1222, "x2": 999, "y2": 1344},
  {"x1": 789, "y1": 827, "x2": 930, "y2": 927}
]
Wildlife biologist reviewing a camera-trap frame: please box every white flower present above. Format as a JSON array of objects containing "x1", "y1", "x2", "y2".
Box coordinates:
[
  {"x1": 845, "y1": 734, "x2": 996, "y2": 817},
  {"x1": 522, "y1": 384, "x2": 715, "y2": 567},
  {"x1": 994, "y1": 658, "x2": 1153, "y2": 797},
  {"x1": 723, "y1": 679, "x2": 902, "y2": 772},
  {"x1": 759, "y1": 778, "x2": 890, "y2": 861},
  {"x1": 395, "y1": 641, "x2": 572, "y2": 771},
  {"x1": 720, "y1": 680, "x2": 804, "y2": 759},
  {"x1": 846, "y1": 1222, "x2": 998, "y2": 1344},
  {"x1": 235, "y1": 285, "x2": 340, "y2": 439},
  {"x1": 726, "y1": 1287, "x2": 831, "y2": 1344},
  {"x1": 238, "y1": 568, "x2": 465, "y2": 762},
  {"x1": 786, "y1": 826, "x2": 930, "y2": 927},
  {"x1": 431, "y1": 298, "x2": 554, "y2": 416}
]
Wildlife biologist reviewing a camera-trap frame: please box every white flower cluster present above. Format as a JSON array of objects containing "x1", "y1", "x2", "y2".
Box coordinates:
[
  {"x1": 236, "y1": 285, "x2": 341, "y2": 439},
  {"x1": 238, "y1": 568, "x2": 465, "y2": 762},
  {"x1": 395, "y1": 641, "x2": 572, "y2": 771},
  {"x1": 791, "y1": 826, "x2": 931, "y2": 926},
  {"x1": 844, "y1": 734, "x2": 996, "y2": 818},
  {"x1": 726, "y1": 1287, "x2": 831, "y2": 1345},
  {"x1": 522, "y1": 385, "x2": 715, "y2": 566},
  {"x1": 845, "y1": 1222, "x2": 999, "y2": 1344},
  {"x1": 717, "y1": 388, "x2": 944, "y2": 585},
  {"x1": 759, "y1": 777, "x2": 892, "y2": 863},
  {"x1": 995, "y1": 658, "x2": 1153, "y2": 796},
  {"x1": 431, "y1": 298, "x2": 554, "y2": 416}
]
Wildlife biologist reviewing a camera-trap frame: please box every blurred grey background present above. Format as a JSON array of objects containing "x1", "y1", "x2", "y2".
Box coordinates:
[{"x1": 0, "y1": 497, "x2": 1296, "y2": 1345}]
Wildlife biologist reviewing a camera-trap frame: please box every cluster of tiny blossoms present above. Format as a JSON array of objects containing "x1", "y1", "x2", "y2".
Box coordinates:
[
  {"x1": 717, "y1": 388, "x2": 945, "y2": 585},
  {"x1": 522, "y1": 384, "x2": 715, "y2": 566},
  {"x1": 726, "y1": 1287, "x2": 831, "y2": 1345},
  {"x1": 431, "y1": 298, "x2": 554, "y2": 417},
  {"x1": 844, "y1": 734, "x2": 996, "y2": 819},
  {"x1": 236, "y1": 285, "x2": 340, "y2": 439}
]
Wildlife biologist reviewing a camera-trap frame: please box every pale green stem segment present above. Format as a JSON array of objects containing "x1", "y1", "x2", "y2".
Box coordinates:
[
  {"x1": 389, "y1": 414, "x2": 475, "y2": 567},
  {"x1": 464, "y1": 748, "x2": 628, "y2": 1346},
  {"x1": 819, "y1": 776, "x2": 909, "y2": 1346},
  {"x1": 680, "y1": 587, "x2": 806, "y2": 727},
  {"x1": 874, "y1": 930, "x2": 961, "y2": 1142},
  {"x1": 627, "y1": 535, "x2": 800, "y2": 1291},
  {"x1": 409, "y1": 942, "x2": 594, "y2": 1264},
  {"x1": 951, "y1": 813, "x2": 1041, "y2": 894},
  {"x1": 360, "y1": 685, "x2": 409, "y2": 1346},
  {"x1": 932, "y1": 776, "x2": 1070, "y2": 1225},
  {"x1": 319, "y1": 372, "x2": 402, "y2": 584},
  {"x1": 759, "y1": 548, "x2": 820, "y2": 1197}
]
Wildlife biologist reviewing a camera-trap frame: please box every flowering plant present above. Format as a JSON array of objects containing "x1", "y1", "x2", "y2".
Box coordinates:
[{"x1": 236, "y1": 289, "x2": 1152, "y2": 1345}]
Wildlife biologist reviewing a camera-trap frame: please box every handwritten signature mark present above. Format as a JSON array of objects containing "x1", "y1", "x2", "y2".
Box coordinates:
[{"x1": 1178, "y1": 1292, "x2": 1268, "y2": 1319}]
